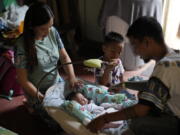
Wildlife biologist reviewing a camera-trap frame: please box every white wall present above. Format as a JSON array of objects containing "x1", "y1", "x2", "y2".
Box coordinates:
[{"x1": 79, "y1": 0, "x2": 103, "y2": 42}]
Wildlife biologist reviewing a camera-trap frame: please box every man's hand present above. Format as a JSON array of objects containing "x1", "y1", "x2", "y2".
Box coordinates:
[{"x1": 87, "y1": 113, "x2": 108, "y2": 133}]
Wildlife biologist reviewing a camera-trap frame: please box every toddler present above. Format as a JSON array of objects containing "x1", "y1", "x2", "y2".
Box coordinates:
[
  {"x1": 95, "y1": 32, "x2": 124, "y2": 87},
  {"x1": 95, "y1": 32, "x2": 135, "y2": 99}
]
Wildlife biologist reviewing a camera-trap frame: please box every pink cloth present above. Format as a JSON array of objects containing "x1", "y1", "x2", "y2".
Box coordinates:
[{"x1": 0, "y1": 51, "x2": 23, "y2": 96}]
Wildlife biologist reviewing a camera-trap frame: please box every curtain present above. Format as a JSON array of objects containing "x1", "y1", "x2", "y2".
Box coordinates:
[
  {"x1": 39, "y1": 0, "x2": 82, "y2": 59},
  {"x1": 40, "y1": 0, "x2": 81, "y2": 32}
]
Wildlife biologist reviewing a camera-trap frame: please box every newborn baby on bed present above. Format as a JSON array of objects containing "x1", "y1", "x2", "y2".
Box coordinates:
[
  {"x1": 66, "y1": 91, "x2": 123, "y2": 128},
  {"x1": 62, "y1": 83, "x2": 137, "y2": 128}
]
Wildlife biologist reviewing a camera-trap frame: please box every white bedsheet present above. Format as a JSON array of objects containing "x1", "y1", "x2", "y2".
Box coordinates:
[{"x1": 43, "y1": 81, "x2": 127, "y2": 135}]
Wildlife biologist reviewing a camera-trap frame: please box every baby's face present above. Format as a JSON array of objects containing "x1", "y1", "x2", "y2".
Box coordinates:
[{"x1": 73, "y1": 93, "x2": 88, "y2": 105}]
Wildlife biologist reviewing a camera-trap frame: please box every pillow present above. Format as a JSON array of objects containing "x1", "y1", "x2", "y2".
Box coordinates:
[
  {"x1": 43, "y1": 81, "x2": 106, "y2": 135},
  {"x1": 62, "y1": 100, "x2": 95, "y2": 125},
  {"x1": 43, "y1": 80, "x2": 134, "y2": 135}
]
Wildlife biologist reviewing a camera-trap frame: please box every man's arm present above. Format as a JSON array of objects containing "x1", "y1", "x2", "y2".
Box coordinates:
[
  {"x1": 105, "y1": 104, "x2": 150, "y2": 122},
  {"x1": 87, "y1": 103, "x2": 151, "y2": 133},
  {"x1": 125, "y1": 80, "x2": 148, "y2": 91},
  {"x1": 109, "y1": 80, "x2": 148, "y2": 92}
]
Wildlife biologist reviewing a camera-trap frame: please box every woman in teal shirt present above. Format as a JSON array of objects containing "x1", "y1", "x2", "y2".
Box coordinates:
[{"x1": 15, "y1": 2, "x2": 80, "y2": 132}]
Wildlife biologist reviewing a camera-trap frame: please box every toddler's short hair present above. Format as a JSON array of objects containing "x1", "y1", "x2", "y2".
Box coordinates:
[{"x1": 104, "y1": 32, "x2": 124, "y2": 46}]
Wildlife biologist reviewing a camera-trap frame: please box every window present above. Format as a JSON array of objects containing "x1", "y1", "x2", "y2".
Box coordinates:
[{"x1": 162, "y1": 0, "x2": 180, "y2": 49}]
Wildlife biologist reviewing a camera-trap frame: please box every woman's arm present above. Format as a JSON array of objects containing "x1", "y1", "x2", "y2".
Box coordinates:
[
  {"x1": 16, "y1": 68, "x2": 44, "y2": 101},
  {"x1": 59, "y1": 48, "x2": 77, "y2": 86}
]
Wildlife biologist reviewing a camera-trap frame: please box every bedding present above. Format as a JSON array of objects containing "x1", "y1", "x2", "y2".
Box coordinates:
[
  {"x1": 43, "y1": 80, "x2": 135, "y2": 135},
  {"x1": 43, "y1": 81, "x2": 106, "y2": 135}
]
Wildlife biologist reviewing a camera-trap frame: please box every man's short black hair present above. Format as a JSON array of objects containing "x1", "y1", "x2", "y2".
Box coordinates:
[
  {"x1": 126, "y1": 16, "x2": 165, "y2": 44},
  {"x1": 104, "y1": 32, "x2": 124, "y2": 46}
]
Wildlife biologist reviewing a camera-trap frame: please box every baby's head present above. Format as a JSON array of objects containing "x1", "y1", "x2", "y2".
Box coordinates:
[
  {"x1": 66, "y1": 92, "x2": 88, "y2": 105},
  {"x1": 103, "y1": 32, "x2": 124, "y2": 61}
]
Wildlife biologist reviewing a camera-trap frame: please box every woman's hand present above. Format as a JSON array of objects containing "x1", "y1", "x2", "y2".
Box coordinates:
[{"x1": 68, "y1": 77, "x2": 83, "y2": 89}]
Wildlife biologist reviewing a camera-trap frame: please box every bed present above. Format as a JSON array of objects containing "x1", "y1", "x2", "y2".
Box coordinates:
[{"x1": 43, "y1": 80, "x2": 131, "y2": 135}]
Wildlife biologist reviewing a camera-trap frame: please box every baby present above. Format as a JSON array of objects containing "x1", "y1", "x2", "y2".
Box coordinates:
[
  {"x1": 66, "y1": 91, "x2": 108, "y2": 115},
  {"x1": 66, "y1": 91, "x2": 123, "y2": 128}
]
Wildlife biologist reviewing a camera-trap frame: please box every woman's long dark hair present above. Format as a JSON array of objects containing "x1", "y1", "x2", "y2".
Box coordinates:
[{"x1": 23, "y1": 2, "x2": 54, "y2": 71}]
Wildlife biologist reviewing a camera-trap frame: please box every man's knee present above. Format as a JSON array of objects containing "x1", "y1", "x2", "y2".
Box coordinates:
[
  {"x1": 129, "y1": 116, "x2": 179, "y2": 135},
  {"x1": 121, "y1": 129, "x2": 135, "y2": 135}
]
